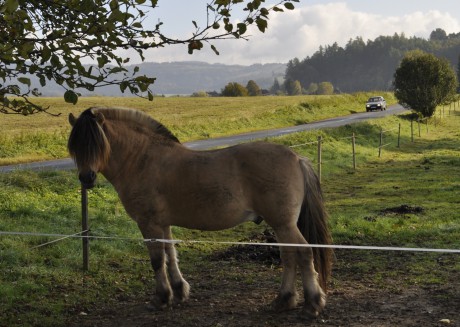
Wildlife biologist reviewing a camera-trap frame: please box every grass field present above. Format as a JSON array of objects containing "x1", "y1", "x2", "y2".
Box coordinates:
[
  {"x1": 0, "y1": 93, "x2": 396, "y2": 165},
  {"x1": 0, "y1": 95, "x2": 459, "y2": 326}
]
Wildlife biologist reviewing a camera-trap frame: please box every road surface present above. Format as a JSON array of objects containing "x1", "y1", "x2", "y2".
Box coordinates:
[{"x1": 0, "y1": 104, "x2": 408, "y2": 172}]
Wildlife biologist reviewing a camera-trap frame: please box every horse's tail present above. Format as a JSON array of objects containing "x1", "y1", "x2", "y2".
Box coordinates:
[{"x1": 298, "y1": 157, "x2": 333, "y2": 292}]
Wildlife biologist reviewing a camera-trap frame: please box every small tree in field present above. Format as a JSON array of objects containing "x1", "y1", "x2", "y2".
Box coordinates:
[
  {"x1": 0, "y1": 0, "x2": 299, "y2": 115},
  {"x1": 246, "y1": 80, "x2": 261, "y2": 96},
  {"x1": 317, "y1": 82, "x2": 334, "y2": 95},
  {"x1": 284, "y1": 79, "x2": 302, "y2": 95},
  {"x1": 393, "y1": 50, "x2": 458, "y2": 117},
  {"x1": 271, "y1": 78, "x2": 282, "y2": 94},
  {"x1": 221, "y1": 82, "x2": 248, "y2": 97},
  {"x1": 306, "y1": 82, "x2": 318, "y2": 95}
]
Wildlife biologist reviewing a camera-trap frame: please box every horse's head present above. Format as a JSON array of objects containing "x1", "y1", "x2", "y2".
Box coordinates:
[{"x1": 68, "y1": 108, "x2": 111, "y2": 189}]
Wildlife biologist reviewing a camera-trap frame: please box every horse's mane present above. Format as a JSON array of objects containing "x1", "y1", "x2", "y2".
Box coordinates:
[
  {"x1": 68, "y1": 107, "x2": 179, "y2": 169},
  {"x1": 92, "y1": 107, "x2": 180, "y2": 144}
]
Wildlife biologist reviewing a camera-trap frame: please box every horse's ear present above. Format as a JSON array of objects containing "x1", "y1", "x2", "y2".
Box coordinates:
[
  {"x1": 95, "y1": 112, "x2": 105, "y2": 125},
  {"x1": 68, "y1": 113, "x2": 77, "y2": 126}
]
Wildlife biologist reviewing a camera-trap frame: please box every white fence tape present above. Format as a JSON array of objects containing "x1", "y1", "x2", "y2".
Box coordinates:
[{"x1": 1, "y1": 230, "x2": 459, "y2": 254}]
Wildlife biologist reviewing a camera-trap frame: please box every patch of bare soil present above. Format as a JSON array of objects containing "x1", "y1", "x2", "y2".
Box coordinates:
[{"x1": 70, "y1": 232, "x2": 459, "y2": 327}]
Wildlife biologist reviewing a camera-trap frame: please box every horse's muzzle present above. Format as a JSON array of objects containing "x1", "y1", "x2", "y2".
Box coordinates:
[{"x1": 79, "y1": 171, "x2": 97, "y2": 189}]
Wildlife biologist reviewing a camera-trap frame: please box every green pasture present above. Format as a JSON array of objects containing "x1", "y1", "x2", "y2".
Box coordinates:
[
  {"x1": 0, "y1": 95, "x2": 459, "y2": 326},
  {"x1": 0, "y1": 92, "x2": 396, "y2": 165}
]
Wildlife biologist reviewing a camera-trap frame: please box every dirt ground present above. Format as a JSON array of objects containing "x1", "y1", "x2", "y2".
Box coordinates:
[{"x1": 71, "y1": 234, "x2": 459, "y2": 327}]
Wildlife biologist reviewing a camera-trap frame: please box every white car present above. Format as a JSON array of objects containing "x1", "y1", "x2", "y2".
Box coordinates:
[{"x1": 366, "y1": 96, "x2": 386, "y2": 112}]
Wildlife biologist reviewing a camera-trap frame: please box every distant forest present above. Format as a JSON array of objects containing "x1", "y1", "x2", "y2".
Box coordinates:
[{"x1": 285, "y1": 28, "x2": 460, "y2": 93}]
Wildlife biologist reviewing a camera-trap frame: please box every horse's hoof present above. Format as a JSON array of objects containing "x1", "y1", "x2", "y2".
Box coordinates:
[
  {"x1": 172, "y1": 280, "x2": 190, "y2": 305},
  {"x1": 303, "y1": 291, "x2": 326, "y2": 318},
  {"x1": 147, "y1": 293, "x2": 172, "y2": 311},
  {"x1": 270, "y1": 292, "x2": 298, "y2": 312}
]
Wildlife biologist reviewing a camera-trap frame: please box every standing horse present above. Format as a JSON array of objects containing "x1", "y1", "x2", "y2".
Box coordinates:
[{"x1": 68, "y1": 107, "x2": 333, "y2": 317}]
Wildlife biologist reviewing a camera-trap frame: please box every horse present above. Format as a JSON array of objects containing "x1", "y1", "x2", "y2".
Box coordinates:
[{"x1": 67, "y1": 107, "x2": 333, "y2": 317}]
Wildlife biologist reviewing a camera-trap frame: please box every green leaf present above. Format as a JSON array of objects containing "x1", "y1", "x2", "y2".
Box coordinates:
[
  {"x1": 256, "y1": 18, "x2": 267, "y2": 33},
  {"x1": 237, "y1": 23, "x2": 247, "y2": 35},
  {"x1": 2, "y1": 0, "x2": 19, "y2": 13},
  {"x1": 64, "y1": 90, "x2": 78, "y2": 105},
  {"x1": 17, "y1": 77, "x2": 31, "y2": 87},
  {"x1": 284, "y1": 2, "x2": 295, "y2": 10},
  {"x1": 109, "y1": 0, "x2": 119, "y2": 10},
  {"x1": 109, "y1": 67, "x2": 127, "y2": 74},
  {"x1": 39, "y1": 75, "x2": 46, "y2": 87},
  {"x1": 119, "y1": 81, "x2": 129, "y2": 93},
  {"x1": 260, "y1": 7, "x2": 269, "y2": 17},
  {"x1": 252, "y1": 0, "x2": 261, "y2": 10},
  {"x1": 224, "y1": 23, "x2": 233, "y2": 33},
  {"x1": 210, "y1": 44, "x2": 220, "y2": 55},
  {"x1": 41, "y1": 46, "x2": 52, "y2": 63}
]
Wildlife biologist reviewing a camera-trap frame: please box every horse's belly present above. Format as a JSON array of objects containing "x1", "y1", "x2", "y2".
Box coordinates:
[{"x1": 171, "y1": 206, "x2": 257, "y2": 231}]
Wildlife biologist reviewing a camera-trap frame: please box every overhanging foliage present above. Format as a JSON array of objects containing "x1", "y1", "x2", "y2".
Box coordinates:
[{"x1": 0, "y1": 0, "x2": 298, "y2": 115}]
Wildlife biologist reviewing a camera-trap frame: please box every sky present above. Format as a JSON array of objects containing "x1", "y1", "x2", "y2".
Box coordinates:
[{"x1": 128, "y1": 0, "x2": 460, "y2": 65}]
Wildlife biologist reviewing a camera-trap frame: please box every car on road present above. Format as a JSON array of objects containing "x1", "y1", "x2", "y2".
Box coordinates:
[{"x1": 366, "y1": 96, "x2": 386, "y2": 112}]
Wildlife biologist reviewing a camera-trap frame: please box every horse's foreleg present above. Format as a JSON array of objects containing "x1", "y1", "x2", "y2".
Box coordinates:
[
  {"x1": 163, "y1": 226, "x2": 190, "y2": 304},
  {"x1": 140, "y1": 223, "x2": 173, "y2": 309}
]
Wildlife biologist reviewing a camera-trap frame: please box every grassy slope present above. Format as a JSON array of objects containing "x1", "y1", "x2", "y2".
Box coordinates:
[
  {"x1": 0, "y1": 93, "x2": 396, "y2": 165},
  {"x1": 0, "y1": 98, "x2": 459, "y2": 326}
]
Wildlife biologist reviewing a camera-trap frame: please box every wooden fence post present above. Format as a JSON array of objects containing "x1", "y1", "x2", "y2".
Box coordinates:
[
  {"x1": 397, "y1": 123, "x2": 401, "y2": 148},
  {"x1": 352, "y1": 133, "x2": 356, "y2": 170},
  {"x1": 418, "y1": 119, "x2": 421, "y2": 137},
  {"x1": 81, "y1": 186, "x2": 89, "y2": 271},
  {"x1": 411, "y1": 120, "x2": 414, "y2": 142},
  {"x1": 378, "y1": 129, "x2": 383, "y2": 158},
  {"x1": 317, "y1": 136, "x2": 322, "y2": 182}
]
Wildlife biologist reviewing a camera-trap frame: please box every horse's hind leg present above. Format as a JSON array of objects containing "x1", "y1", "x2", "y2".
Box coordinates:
[
  {"x1": 272, "y1": 224, "x2": 325, "y2": 316},
  {"x1": 163, "y1": 226, "x2": 190, "y2": 304},
  {"x1": 298, "y1": 244, "x2": 326, "y2": 317},
  {"x1": 139, "y1": 223, "x2": 173, "y2": 309},
  {"x1": 271, "y1": 224, "x2": 300, "y2": 312}
]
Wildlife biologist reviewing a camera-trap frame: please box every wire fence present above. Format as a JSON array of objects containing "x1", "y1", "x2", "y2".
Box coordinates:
[{"x1": 1, "y1": 107, "x2": 458, "y2": 271}]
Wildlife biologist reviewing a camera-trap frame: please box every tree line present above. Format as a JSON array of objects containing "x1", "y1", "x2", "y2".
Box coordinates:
[
  {"x1": 194, "y1": 79, "x2": 335, "y2": 97},
  {"x1": 284, "y1": 28, "x2": 460, "y2": 93}
]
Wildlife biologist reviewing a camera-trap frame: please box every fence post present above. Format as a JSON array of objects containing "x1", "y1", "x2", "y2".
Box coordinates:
[
  {"x1": 411, "y1": 120, "x2": 414, "y2": 142},
  {"x1": 418, "y1": 119, "x2": 421, "y2": 137},
  {"x1": 352, "y1": 133, "x2": 356, "y2": 170},
  {"x1": 81, "y1": 186, "x2": 89, "y2": 271},
  {"x1": 378, "y1": 129, "x2": 383, "y2": 158},
  {"x1": 425, "y1": 118, "x2": 428, "y2": 134},
  {"x1": 317, "y1": 136, "x2": 322, "y2": 182},
  {"x1": 397, "y1": 123, "x2": 401, "y2": 148}
]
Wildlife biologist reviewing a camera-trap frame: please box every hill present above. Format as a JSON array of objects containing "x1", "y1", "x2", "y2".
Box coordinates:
[
  {"x1": 37, "y1": 61, "x2": 286, "y2": 97},
  {"x1": 285, "y1": 29, "x2": 460, "y2": 93}
]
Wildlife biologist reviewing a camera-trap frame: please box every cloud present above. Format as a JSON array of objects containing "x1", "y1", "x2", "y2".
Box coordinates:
[{"x1": 136, "y1": 2, "x2": 460, "y2": 65}]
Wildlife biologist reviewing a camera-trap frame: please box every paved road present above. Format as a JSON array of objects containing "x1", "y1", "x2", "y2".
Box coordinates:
[{"x1": 0, "y1": 104, "x2": 408, "y2": 172}]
